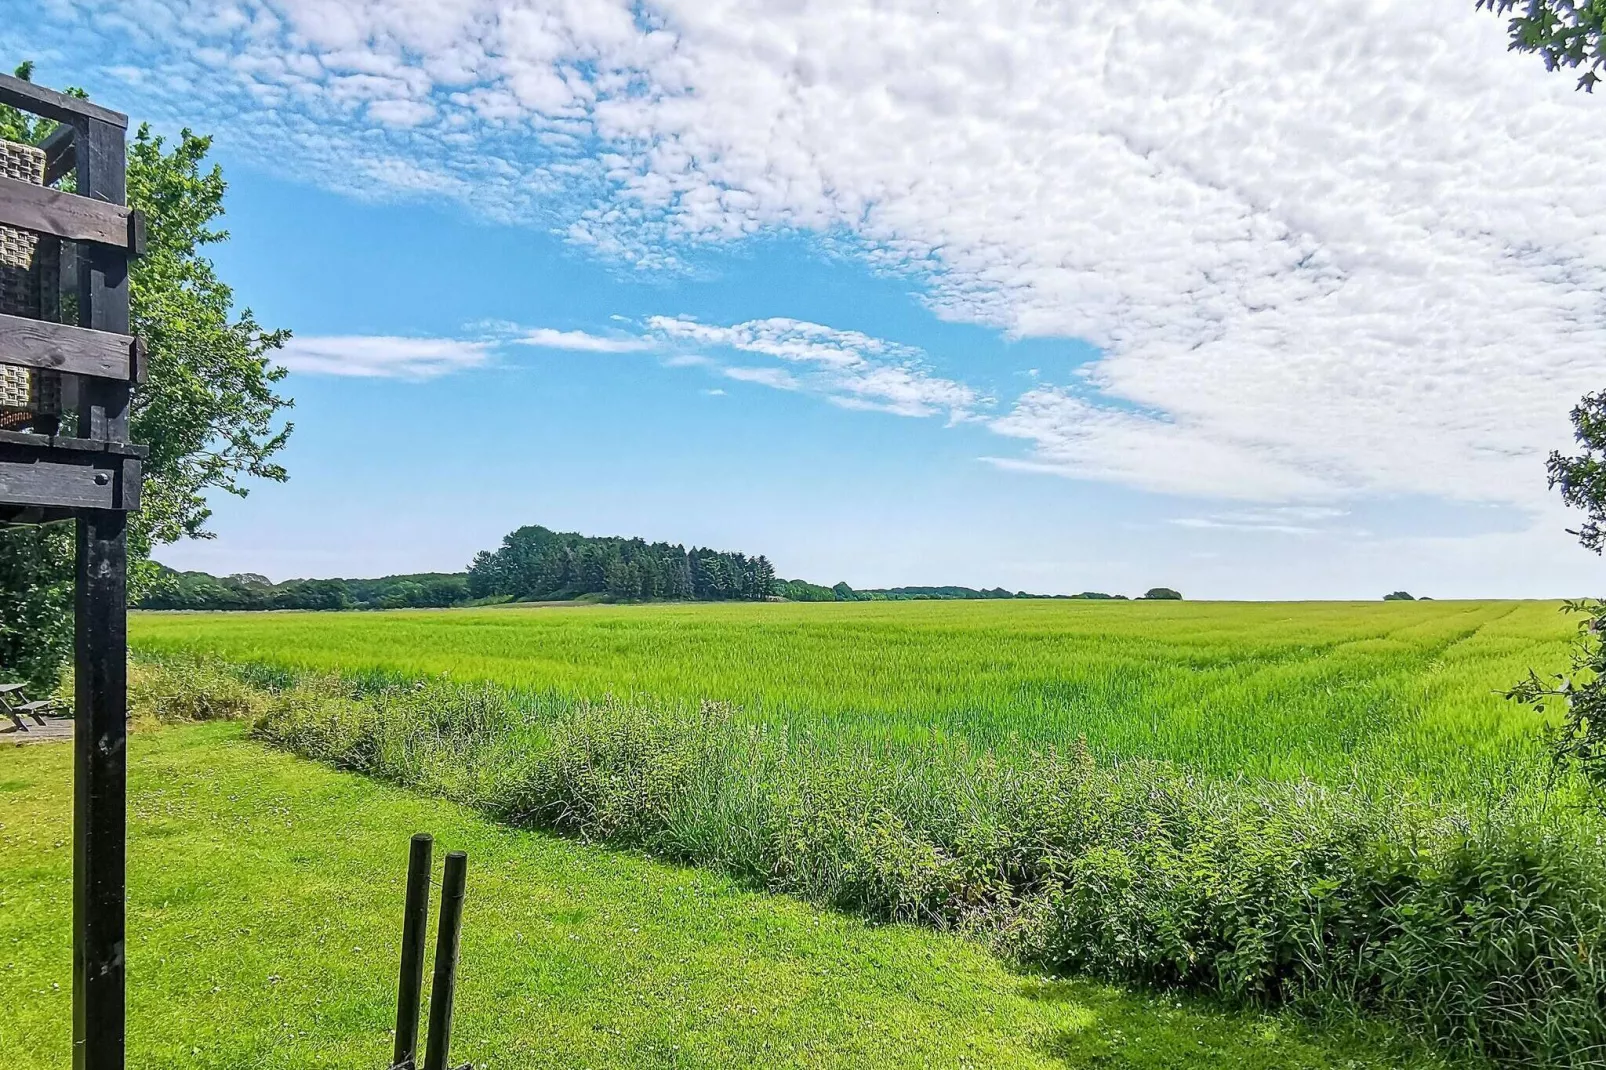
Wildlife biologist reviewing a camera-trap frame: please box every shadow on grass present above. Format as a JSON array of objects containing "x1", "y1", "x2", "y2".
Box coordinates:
[{"x1": 1019, "y1": 977, "x2": 1455, "y2": 1070}]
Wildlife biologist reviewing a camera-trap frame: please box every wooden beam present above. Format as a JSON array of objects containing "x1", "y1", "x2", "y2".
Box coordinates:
[
  {"x1": 41, "y1": 123, "x2": 76, "y2": 187},
  {"x1": 0, "y1": 313, "x2": 137, "y2": 380},
  {"x1": 0, "y1": 74, "x2": 126, "y2": 129},
  {"x1": 0, "y1": 176, "x2": 133, "y2": 247},
  {"x1": 76, "y1": 118, "x2": 131, "y2": 445},
  {"x1": 0, "y1": 457, "x2": 120, "y2": 510},
  {"x1": 0, "y1": 430, "x2": 147, "y2": 458}
]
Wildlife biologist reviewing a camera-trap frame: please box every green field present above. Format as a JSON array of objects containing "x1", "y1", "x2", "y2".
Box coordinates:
[
  {"x1": 132, "y1": 599, "x2": 1576, "y2": 801},
  {"x1": 120, "y1": 599, "x2": 1606, "y2": 1066},
  {"x1": 0, "y1": 723, "x2": 1446, "y2": 1070}
]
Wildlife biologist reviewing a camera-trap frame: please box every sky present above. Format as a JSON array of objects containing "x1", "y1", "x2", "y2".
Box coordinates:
[{"x1": 5, "y1": 0, "x2": 1605, "y2": 599}]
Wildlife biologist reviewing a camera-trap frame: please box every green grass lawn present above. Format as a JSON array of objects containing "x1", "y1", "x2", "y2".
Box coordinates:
[
  {"x1": 0, "y1": 723, "x2": 1448, "y2": 1069},
  {"x1": 130, "y1": 599, "x2": 1574, "y2": 801}
]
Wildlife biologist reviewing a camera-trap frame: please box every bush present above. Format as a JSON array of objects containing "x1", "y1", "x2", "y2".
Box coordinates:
[
  {"x1": 1385, "y1": 592, "x2": 1416, "y2": 601},
  {"x1": 129, "y1": 655, "x2": 268, "y2": 724},
  {"x1": 196, "y1": 662, "x2": 1606, "y2": 1068},
  {"x1": 1141, "y1": 587, "x2": 1183, "y2": 600}
]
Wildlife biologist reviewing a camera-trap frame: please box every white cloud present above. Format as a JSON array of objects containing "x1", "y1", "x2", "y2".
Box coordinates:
[
  {"x1": 1169, "y1": 517, "x2": 1324, "y2": 537},
  {"x1": 1167, "y1": 506, "x2": 1354, "y2": 535},
  {"x1": 986, "y1": 388, "x2": 1333, "y2": 500},
  {"x1": 277, "y1": 335, "x2": 493, "y2": 379},
  {"x1": 366, "y1": 98, "x2": 436, "y2": 127},
  {"x1": 26, "y1": 0, "x2": 1606, "y2": 509},
  {"x1": 514, "y1": 327, "x2": 654, "y2": 353},
  {"x1": 722, "y1": 366, "x2": 799, "y2": 390},
  {"x1": 650, "y1": 316, "x2": 921, "y2": 369},
  {"x1": 653, "y1": 316, "x2": 987, "y2": 418}
]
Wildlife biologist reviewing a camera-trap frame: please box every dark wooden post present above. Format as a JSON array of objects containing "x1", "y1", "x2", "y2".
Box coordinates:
[
  {"x1": 393, "y1": 833, "x2": 434, "y2": 1070},
  {"x1": 0, "y1": 73, "x2": 140, "y2": 1069},
  {"x1": 72, "y1": 114, "x2": 131, "y2": 1070},
  {"x1": 422, "y1": 852, "x2": 468, "y2": 1070}
]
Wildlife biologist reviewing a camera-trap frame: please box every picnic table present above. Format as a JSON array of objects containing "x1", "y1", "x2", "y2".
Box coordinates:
[{"x1": 0, "y1": 682, "x2": 66, "y2": 731}]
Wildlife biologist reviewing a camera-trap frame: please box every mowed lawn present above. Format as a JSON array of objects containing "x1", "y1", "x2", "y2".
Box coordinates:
[
  {"x1": 131, "y1": 599, "x2": 1576, "y2": 799},
  {"x1": 0, "y1": 723, "x2": 1448, "y2": 1070}
]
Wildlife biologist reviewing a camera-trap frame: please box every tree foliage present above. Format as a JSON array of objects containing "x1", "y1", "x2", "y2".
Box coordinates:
[
  {"x1": 0, "y1": 526, "x2": 72, "y2": 689},
  {"x1": 467, "y1": 525, "x2": 776, "y2": 603},
  {"x1": 0, "y1": 62, "x2": 291, "y2": 689},
  {"x1": 1508, "y1": 392, "x2": 1606, "y2": 789},
  {"x1": 776, "y1": 580, "x2": 1116, "y2": 602},
  {"x1": 1550, "y1": 390, "x2": 1606, "y2": 552},
  {"x1": 1478, "y1": 11, "x2": 1606, "y2": 788},
  {"x1": 138, "y1": 567, "x2": 468, "y2": 612},
  {"x1": 1480, "y1": 0, "x2": 1606, "y2": 91},
  {"x1": 126, "y1": 126, "x2": 292, "y2": 551}
]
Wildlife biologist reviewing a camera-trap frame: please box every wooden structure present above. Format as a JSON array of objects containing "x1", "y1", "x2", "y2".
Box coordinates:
[{"x1": 0, "y1": 74, "x2": 145, "y2": 1070}]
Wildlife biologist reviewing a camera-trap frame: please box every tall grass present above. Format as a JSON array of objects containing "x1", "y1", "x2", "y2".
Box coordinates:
[
  {"x1": 180, "y1": 661, "x2": 1604, "y2": 1069},
  {"x1": 132, "y1": 600, "x2": 1575, "y2": 804},
  {"x1": 128, "y1": 600, "x2": 1602, "y2": 1066}
]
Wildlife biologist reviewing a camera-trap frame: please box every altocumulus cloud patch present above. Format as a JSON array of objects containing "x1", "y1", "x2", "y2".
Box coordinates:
[{"x1": 13, "y1": 0, "x2": 1606, "y2": 509}]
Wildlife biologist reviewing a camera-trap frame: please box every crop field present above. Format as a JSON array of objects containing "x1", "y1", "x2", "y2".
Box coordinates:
[
  {"x1": 131, "y1": 598, "x2": 1576, "y2": 802},
  {"x1": 123, "y1": 599, "x2": 1606, "y2": 1067}
]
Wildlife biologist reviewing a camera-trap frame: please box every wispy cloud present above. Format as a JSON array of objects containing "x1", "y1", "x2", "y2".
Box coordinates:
[
  {"x1": 722, "y1": 366, "x2": 799, "y2": 390},
  {"x1": 652, "y1": 316, "x2": 987, "y2": 420},
  {"x1": 513, "y1": 327, "x2": 654, "y2": 353},
  {"x1": 277, "y1": 335, "x2": 494, "y2": 380},
  {"x1": 1168, "y1": 507, "x2": 1354, "y2": 537}
]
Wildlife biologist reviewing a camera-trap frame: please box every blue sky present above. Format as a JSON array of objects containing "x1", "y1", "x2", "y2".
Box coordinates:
[{"x1": 7, "y1": 1, "x2": 1606, "y2": 597}]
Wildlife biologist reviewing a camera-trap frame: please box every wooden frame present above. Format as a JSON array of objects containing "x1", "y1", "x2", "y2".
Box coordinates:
[
  {"x1": 0, "y1": 73, "x2": 140, "y2": 1070},
  {"x1": 0, "y1": 314, "x2": 144, "y2": 380},
  {"x1": 0, "y1": 176, "x2": 139, "y2": 249}
]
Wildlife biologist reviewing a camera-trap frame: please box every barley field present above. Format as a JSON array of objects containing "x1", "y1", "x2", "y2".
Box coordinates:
[{"x1": 131, "y1": 598, "x2": 1575, "y2": 802}]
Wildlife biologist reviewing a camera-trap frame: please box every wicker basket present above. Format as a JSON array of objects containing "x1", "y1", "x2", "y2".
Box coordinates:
[{"x1": 0, "y1": 137, "x2": 62, "y2": 430}]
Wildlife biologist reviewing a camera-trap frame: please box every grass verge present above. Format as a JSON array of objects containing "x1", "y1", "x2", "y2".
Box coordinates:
[
  {"x1": 0, "y1": 721, "x2": 1446, "y2": 1069},
  {"x1": 139, "y1": 656, "x2": 1601, "y2": 1069}
]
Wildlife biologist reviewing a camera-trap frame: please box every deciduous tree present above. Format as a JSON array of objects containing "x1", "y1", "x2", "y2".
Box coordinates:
[{"x1": 0, "y1": 62, "x2": 291, "y2": 689}]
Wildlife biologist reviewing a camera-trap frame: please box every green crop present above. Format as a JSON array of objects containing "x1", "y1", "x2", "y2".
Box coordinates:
[
  {"x1": 132, "y1": 599, "x2": 1576, "y2": 805},
  {"x1": 124, "y1": 599, "x2": 1606, "y2": 1066}
]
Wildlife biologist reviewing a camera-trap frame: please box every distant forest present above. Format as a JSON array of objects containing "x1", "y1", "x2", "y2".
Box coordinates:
[
  {"x1": 138, "y1": 522, "x2": 1179, "y2": 611},
  {"x1": 141, "y1": 569, "x2": 468, "y2": 612},
  {"x1": 467, "y1": 525, "x2": 775, "y2": 603},
  {"x1": 773, "y1": 580, "x2": 1138, "y2": 602}
]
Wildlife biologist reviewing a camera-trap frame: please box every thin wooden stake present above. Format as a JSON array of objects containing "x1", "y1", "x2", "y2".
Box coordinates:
[
  {"x1": 422, "y1": 851, "x2": 467, "y2": 1070},
  {"x1": 392, "y1": 833, "x2": 433, "y2": 1070}
]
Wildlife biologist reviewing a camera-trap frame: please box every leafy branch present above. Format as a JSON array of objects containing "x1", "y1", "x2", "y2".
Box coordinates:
[{"x1": 1478, "y1": 0, "x2": 1606, "y2": 91}]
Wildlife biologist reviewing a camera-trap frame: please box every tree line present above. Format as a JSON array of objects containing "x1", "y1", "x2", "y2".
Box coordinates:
[
  {"x1": 140, "y1": 567, "x2": 468, "y2": 611},
  {"x1": 466, "y1": 525, "x2": 776, "y2": 603},
  {"x1": 774, "y1": 581, "x2": 1181, "y2": 602},
  {"x1": 137, "y1": 522, "x2": 1188, "y2": 612}
]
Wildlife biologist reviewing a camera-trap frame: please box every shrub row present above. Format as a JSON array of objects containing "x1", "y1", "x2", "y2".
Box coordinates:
[{"x1": 142, "y1": 657, "x2": 1606, "y2": 1068}]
